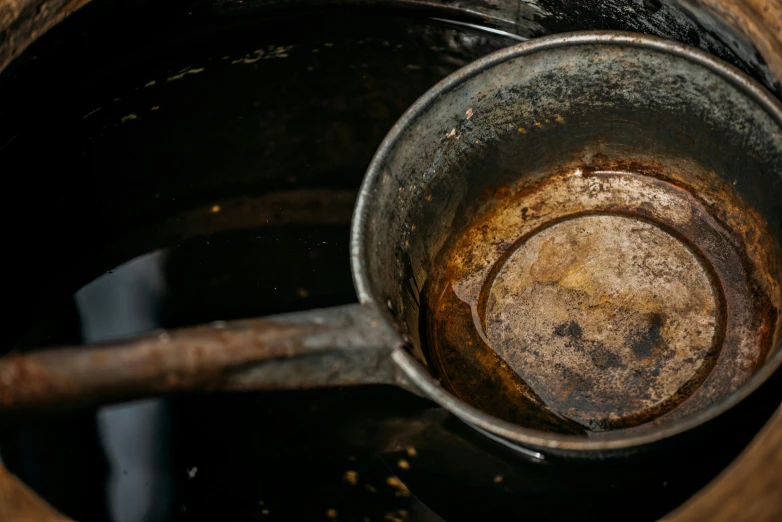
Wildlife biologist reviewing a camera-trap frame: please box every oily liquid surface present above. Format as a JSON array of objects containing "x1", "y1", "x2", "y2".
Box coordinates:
[
  {"x1": 422, "y1": 213, "x2": 721, "y2": 434},
  {"x1": 421, "y1": 274, "x2": 590, "y2": 435}
]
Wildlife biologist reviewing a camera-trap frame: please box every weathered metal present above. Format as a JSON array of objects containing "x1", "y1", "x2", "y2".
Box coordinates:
[
  {"x1": 422, "y1": 165, "x2": 777, "y2": 433},
  {"x1": 1, "y1": 33, "x2": 779, "y2": 461},
  {"x1": 351, "y1": 32, "x2": 782, "y2": 453},
  {"x1": 0, "y1": 304, "x2": 405, "y2": 410}
]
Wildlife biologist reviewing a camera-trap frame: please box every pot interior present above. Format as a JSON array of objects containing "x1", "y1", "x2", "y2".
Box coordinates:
[{"x1": 360, "y1": 34, "x2": 782, "y2": 438}]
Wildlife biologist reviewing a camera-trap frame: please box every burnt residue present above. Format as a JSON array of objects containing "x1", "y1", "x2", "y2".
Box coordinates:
[
  {"x1": 554, "y1": 321, "x2": 583, "y2": 340},
  {"x1": 554, "y1": 321, "x2": 626, "y2": 369},
  {"x1": 590, "y1": 347, "x2": 624, "y2": 371},
  {"x1": 529, "y1": 0, "x2": 782, "y2": 96},
  {"x1": 419, "y1": 155, "x2": 779, "y2": 435},
  {"x1": 644, "y1": 0, "x2": 664, "y2": 13},
  {"x1": 631, "y1": 313, "x2": 667, "y2": 359}
]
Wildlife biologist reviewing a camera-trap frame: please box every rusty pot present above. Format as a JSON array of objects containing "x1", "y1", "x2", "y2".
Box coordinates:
[{"x1": 1, "y1": 31, "x2": 780, "y2": 459}]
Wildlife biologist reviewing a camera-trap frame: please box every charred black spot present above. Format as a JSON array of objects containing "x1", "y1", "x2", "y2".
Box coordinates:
[
  {"x1": 568, "y1": 321, "x2": 583, "y2": 339},
  {"x1": 687, "y1": 28, "x2": 701, "y2": 47},
  {"x1": 554, "y1": 320, "x2": 582, "y2": 339},
  {"x1": 643, "y1": 0, "x2": 663, "y2": 14},
  {"x1": 632, "y1": 313, "x2": 666, "y2": 358},
  {"x1": 560, "y1": 367, "x2": 590, "y2": 392},
  {"x1": 590, "y1": 346, "x2": 624, "y2": 370}
]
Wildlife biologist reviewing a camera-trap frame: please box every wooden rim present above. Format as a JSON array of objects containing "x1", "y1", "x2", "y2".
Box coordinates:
[{"x1": 664, "y1": 405, "x2": 782, "y2": 521}]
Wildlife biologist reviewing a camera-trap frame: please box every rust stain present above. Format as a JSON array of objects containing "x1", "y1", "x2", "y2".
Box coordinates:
[
  {"x1": 0, "y1": 319, "x2": 326, "y2": 410},
  {"x1": 421, "y1": 154, "x2": 780, "y2": 433}
]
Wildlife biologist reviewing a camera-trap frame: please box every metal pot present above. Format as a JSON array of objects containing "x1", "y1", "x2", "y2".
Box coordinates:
[{"x1": 1, "y1": 31, "x2": 780, "y2": 459}]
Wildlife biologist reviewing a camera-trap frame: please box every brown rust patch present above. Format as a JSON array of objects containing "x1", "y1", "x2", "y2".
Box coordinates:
[{"x1": 421, "y1": 154, "x2": 779, "y2": 434}]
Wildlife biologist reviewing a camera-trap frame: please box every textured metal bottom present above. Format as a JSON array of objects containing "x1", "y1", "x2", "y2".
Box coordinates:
[{"x1": 423, "y1": 157, "x2": 779, "y2": 434}]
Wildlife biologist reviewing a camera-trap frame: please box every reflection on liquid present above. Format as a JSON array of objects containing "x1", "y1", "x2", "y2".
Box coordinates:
[
  {"x1": 60, "y1": 221, "x2": 356, "y2": 521},
  {"x1": 76, "y1": 251, "x2": 173, "y2": 522},
  {"x1": 98, "y1": 401, "x2": 173, "y2": 522},
  {"x1": 1, "y1": 222, "x2": 357, "y2": 521},
  {"x1": 76, "y1": 251, "x2": 169, "y2": 344}
]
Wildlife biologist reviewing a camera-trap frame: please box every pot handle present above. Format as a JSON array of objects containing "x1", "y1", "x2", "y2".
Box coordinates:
[{"x1": 0, "y1": 303, "x2": 411, "y2": 411}]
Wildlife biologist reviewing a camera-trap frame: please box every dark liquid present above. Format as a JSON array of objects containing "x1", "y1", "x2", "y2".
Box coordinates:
[{"x1": 0, "y1": 7, "x2": 519, "y2": 522}]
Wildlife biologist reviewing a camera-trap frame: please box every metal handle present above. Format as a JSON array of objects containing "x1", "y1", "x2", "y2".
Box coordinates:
[{"x1": 0, "y1": 303, "x2": 405, "y2": 411}]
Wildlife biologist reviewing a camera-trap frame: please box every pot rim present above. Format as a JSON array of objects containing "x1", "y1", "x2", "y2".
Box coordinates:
[{"x1": 350, "y1": 30, "x2": 782, "y2": 452}]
